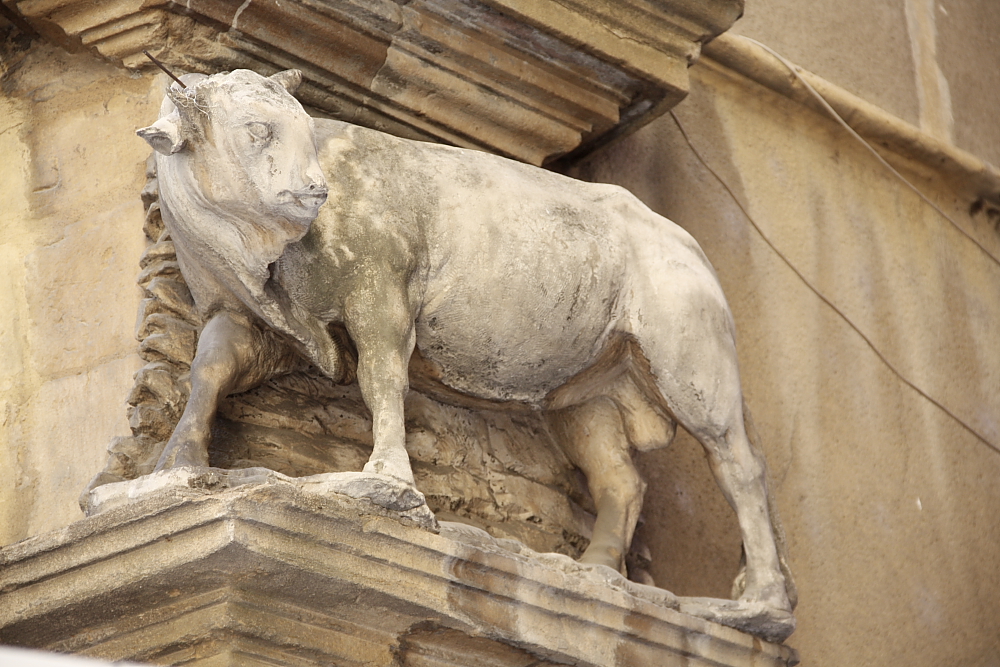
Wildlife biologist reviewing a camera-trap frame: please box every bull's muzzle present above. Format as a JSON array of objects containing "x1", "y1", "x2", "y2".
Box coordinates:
[{"x1": 280, "y1": 182, "x2": 329, "y2": 211}]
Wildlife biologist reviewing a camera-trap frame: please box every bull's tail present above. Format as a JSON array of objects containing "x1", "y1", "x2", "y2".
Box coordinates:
[{"x1": 730, "y1": 397, "x2": 798, "y2": 610}]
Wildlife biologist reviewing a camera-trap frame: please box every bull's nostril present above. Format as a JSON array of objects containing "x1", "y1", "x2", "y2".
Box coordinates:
[{"x1": 284, "y1": 184, "x2": 328, "y2": 208}]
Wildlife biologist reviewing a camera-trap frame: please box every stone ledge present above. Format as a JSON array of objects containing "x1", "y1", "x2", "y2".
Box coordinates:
[
  {"x1": 702, "y1": 33, "x2": 1000, "y2": 202},
  {"x1": 84, "y1": 467, "x2": 436, "y2": 525},
  {"x1": 10, "y1": 0, "x2": 742, "y2": 166},
  {"x1": 1, "y1": 480, "x2": 798, "y2": 667}
]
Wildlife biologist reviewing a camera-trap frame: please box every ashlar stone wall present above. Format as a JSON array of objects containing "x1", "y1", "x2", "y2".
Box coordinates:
[{"x1": 0, "y1": 43, "x2": 155, "y2": 545}]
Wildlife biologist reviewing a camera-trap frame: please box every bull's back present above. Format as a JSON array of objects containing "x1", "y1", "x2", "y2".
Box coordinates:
[
  {"x1": 421, "y1": 152, "x2": 637, "y2": 402},
  {"x1": 314, "y1": 120, "x2": 725, "y2": 404}
]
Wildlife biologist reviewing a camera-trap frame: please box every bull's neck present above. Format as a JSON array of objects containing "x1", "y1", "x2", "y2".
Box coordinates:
[
  {"x1": 163, "y1": 160, "x2": 304, "y2": 280},
  {"x1": 157, "y1": 154, "x2": 308, "y2": 337}
]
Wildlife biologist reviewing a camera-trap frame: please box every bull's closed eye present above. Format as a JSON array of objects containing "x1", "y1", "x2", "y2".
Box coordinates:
[{"x1": 247, "y1": 122, "x2": 272, "y2": 144}]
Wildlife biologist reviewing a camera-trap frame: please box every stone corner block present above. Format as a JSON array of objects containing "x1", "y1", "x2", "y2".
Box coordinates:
[{"x1": 1, "y1": 479, "x2": 797, "y2": 667}]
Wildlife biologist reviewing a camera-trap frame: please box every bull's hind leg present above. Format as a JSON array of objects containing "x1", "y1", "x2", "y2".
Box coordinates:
[
  {"x1": 685, "y1": 401, "x2": 789, "y2": 609},
  {"x1": 548, "y1": 397, "x2": 646, "y2": 575},
  {"x1": 643, "y1": 329, "x2": 795, "y2": 639},
  {"x1": 673, "y1": 401, "x2": 796, "y2": 642},
  {"x1": 155, "y1": 310, "x2": 301, "y2": 470}
]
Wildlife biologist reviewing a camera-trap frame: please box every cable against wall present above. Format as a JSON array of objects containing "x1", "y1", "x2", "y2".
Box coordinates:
[
  {"x1": 667, "y1": 110, "x2": 1000, "y2": 456},
  {"x1": 742, "y1": 36, "x2": 1000, "y2": 269}
]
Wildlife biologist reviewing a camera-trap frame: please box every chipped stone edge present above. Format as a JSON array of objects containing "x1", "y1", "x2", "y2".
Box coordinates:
[
  {"x1": 438, "y1": 520, "x2": 681, "y2": 611},
  {"x1": 85, "y1": 466, "x2": 438, "y2": 529},
  {"x1": 87, "y1": 468, "x2": 677, "y2": 613},
  {"x1": 87, "y1": 469, "x2": 792, "y2": 644}
]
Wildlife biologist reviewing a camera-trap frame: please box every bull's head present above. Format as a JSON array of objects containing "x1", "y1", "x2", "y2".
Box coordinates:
[{"x1": 137, "y1": 69, "x2": 328, "y2": 230}]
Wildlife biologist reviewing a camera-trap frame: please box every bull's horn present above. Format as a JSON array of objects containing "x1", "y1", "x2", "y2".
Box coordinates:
[
  {"x1": 270, "y1": 69, "x2": 303, "y2": 94},
  {"x1": 137, "y1": 115, "x2": 186, "y2": 155}
]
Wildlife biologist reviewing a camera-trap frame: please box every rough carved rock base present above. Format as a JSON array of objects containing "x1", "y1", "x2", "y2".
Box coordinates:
[{"x1": 1, "y1": 481, "x2": 797, "y2": 667}]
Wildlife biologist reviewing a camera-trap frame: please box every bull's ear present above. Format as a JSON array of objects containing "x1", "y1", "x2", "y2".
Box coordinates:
[
  {"x1": 137, "y1": 116, "x2": 186, "y2": 155},
  {"x1": 270, "y1": 69, "x2": 303, "y2": 94}
]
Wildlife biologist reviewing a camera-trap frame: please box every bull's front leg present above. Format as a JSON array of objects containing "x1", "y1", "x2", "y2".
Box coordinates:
[
  {"x1": 345, "y1": 284, "x2": 417, "y2": 486},
  {"x1": 156, "y1": 310, "x2": 300, "y2": 470}
]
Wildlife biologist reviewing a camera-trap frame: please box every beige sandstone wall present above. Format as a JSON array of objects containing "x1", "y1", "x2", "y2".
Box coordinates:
[
  {"x1": 732, "y1": 0, "x2": 1000, "y2": 170},
  {"x1": 0, "y1": 44, "x2": 156, "y2": 545},
  {"x1": 570, "y1": 60, "x2": 1000, "y2": 666}
]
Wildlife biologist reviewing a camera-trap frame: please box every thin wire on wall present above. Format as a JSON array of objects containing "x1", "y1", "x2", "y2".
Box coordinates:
[
  {"x1": 743, "y1": 36, "x2": 1000, "y2": 269},
  {"x1": 667, "y1": 106, "x2": 1000, "y2": 456}
]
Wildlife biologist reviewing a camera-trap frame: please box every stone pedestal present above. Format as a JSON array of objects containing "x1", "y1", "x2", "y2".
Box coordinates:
[{"x1": 0, "y1": 473, "x2": 796, "y2": 667}]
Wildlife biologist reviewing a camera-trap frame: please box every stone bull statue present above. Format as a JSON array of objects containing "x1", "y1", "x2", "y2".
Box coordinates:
[{"x1": 137, "y1": 69, "x2": 795, "y2": 641}]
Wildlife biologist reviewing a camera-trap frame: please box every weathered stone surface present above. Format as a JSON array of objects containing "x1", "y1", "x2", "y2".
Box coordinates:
[
  {"x1": 0, "y1": 43, "x2": 157, "y2": 547},
  {"x1": 2, "y1": 358, "x2": 142, "y2": 543},
  {"x1": 86, "y1": 466, "x2": 438, "y2": 526},
  {"x1": 701, "y1": 33, "x2": 1000, "y2": 203},
  {"x1": 10, "y1": 0, "x2": 743, "y2": 165},
  {"x1": 81, "y1": 149, "x2": 597, "y2": 560},
  {"x1": 213, "y1": 372, "x2": 594, "y2": 558},
  {"x1": 22, "y1": 203, "x2": 146, "y2": 379},
  {"x1": 4, "y1": 5, "x2": 1000, "y2": 665},
  {"x1": 0, "y1": 481, "x2": 798, "y2": 667},
  {"x1": 566, "y1": 51, "x2": 1000, "y2": 664}
]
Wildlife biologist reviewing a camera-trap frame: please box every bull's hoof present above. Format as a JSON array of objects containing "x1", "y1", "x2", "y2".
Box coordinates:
[
  {"x1": 155, "y1": 440, "x2": 210, "y2": 471},
  {"x1": 300, "y1": 471, "x2": 426, "y2": 512},
  {"x1": 362, "y1": 456, "x2": 416, "y2": 486},
  {"x1": 677, "y1": 596, "x2": 795, "y2": 643},
  {"x1": 578, "y1": 545, "x2": 626, "y2": 577},
  {"x1": 297, "y1": 471, "x2": 437, "y2": 530}
]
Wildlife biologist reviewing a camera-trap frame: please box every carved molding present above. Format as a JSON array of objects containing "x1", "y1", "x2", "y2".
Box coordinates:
[
  {"x1": 702, "y1": 33, "x2": 1000, "y2": 202},
  {"x1": 12, "y1": 0, "x2": 742, "y2": 165},
  {"x1": 1, "y1": 480, "x2": 799, "y2": 667}
]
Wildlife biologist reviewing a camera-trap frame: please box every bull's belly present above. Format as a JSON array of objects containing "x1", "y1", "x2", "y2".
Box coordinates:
[
  {"x1": 412, "y1": 269, "x2": 624, "y2": 404},
  {"x1": 412, "y1": 321, "x2": 612, "y2": 405}
]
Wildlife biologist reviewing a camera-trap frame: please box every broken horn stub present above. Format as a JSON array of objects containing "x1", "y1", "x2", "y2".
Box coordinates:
[{"x1": 270, "y1": 69, "x2": 303, "y2": 94}]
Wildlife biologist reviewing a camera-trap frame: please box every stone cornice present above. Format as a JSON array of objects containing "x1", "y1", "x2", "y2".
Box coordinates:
[
  {"x1": 10, "y1": 0, "x2": 743, "y2": 165},
  {"x1": 702, "y1": 33, "x2": 1000, "y2": 203},
  {"x1": 0, "y1": 476, "x2": 798, "y2": 667}
]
